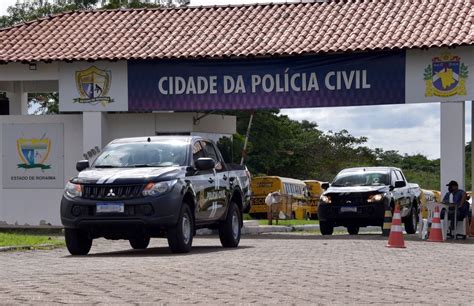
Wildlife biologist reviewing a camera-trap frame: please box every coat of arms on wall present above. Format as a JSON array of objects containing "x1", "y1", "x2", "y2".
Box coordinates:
[
  {"x1": 16, "y1": 138, "x2": 51, "y2": 170},
  {"x1": 74, "y1": 66, "x2": 114, "y2": 106},
  {"x1": 424, "y1": 53, "x2": 469, "y2": 97}
]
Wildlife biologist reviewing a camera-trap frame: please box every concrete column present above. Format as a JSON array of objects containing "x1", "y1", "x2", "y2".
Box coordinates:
[
  {"x1": 83, "y1": 112, "x2": 108, "y2": 161},
  {"x1": 472, "y1": 101, "x2": 474, "y2": 193},
  {"x1": 5, "y1": 81, "x2": 28, "y2": 115},
  {"x1": 440, "y1": 101, "x2": 465, "y2": 194}
]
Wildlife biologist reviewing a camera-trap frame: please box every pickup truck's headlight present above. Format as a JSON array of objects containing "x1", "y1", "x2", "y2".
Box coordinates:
[
  {"x1": 368, "y1": 194, "x2": 384, "y2": 203},
  {"x1": 65, "y1": 181, "x2": 82, "y2": 198},
  {"x1": 143, "y1": 180, "x2": 177, "y2": 197},
  {"x1": 320, "y1": 195, "x2": 332, "y2": 204}
]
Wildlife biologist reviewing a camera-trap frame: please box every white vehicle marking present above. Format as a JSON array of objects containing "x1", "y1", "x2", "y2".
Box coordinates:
[
  {"x1": 96, "y1": 176, "x2": 109, "y2": 184},
  {"x1": 209, "y1": 201, "x2": 218, "y2": 218}
]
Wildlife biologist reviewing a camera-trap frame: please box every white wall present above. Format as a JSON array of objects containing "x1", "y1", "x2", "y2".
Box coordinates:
[
  {"x1": 0, "y1": 62, "x2": 59, "y2": 81},
  {"x1": 0, "y1": 115, "x2": 83, "y2": 226},
  {"x1": 106, "y1": 113, "x2": 156, "y2": 142},
  {"x1": 106, "y1": 112, "x2": 236, "y2": 144},
  {"x1": 193, "y1": 114, "x2": 236, "y2": 134}
]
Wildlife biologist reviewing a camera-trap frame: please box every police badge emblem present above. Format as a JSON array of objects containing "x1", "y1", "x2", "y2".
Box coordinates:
[{"x1": 74, "y1": 66, "x2": 114, "y2": 106}]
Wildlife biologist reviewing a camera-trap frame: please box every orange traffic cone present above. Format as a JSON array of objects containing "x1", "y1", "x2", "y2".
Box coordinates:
[
  {"x1": 386, "y1": 204, "x2": 406, "y2": 248},
  {"x1": 428, "y1": 206, "x2": 443, "y2": 242}
]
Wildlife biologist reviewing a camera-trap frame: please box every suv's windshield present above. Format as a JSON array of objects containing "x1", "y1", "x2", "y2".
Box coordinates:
[
  {"x1": 332, "y1": 171, "x2": 390, "y2": 187},
  {"x1": 93, "y1": 141, "x2": 188, "y2": 168}
]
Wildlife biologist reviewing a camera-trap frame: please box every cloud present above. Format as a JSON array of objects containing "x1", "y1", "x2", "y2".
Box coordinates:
[{"x1": 281, "y1": 102, "x2": 472, "y2": 159}]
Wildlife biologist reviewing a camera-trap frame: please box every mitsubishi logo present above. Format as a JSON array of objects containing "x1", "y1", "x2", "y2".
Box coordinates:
[{"x1": 106, "y1": 188, "x2": 116, "y2": 197}]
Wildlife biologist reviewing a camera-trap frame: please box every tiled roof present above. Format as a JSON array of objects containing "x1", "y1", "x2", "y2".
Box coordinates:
[{"x1": 0, "y1": 0, "x2": 473, "y2": 63}]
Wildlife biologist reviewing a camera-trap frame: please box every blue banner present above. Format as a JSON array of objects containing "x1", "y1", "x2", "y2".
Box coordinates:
[{"x1": 128, "y1": 51, "x2": 406, "y2": 111}]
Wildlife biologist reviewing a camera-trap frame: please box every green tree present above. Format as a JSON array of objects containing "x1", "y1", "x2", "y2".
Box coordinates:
[
  {"x1": 0, "y1": 1, "x2": 99, "y2": 28},
  {"x1": 465, "y1": 141, "x2": 472, "y2": 191},
  {"x1": 28, "y1": 93, "x2": 59, "y2": 115},
  {"x1": 102, "y1": 0, "x2": 160, "y2": 9}
]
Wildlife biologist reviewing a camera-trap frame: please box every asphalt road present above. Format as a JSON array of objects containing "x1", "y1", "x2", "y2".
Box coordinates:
[{"x1": 1, "y1": 234, "x2": 473, "y2": 304}]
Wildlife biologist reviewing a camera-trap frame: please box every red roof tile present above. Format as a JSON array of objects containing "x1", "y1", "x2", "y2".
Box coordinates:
[{"x1": 0, "y1": 0, "x2": 473, "y2": 63}]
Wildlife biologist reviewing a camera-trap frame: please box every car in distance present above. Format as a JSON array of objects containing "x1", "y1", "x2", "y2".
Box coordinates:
[
  {"x1": 61, "y1": 136, "x2": 251, "y2": 255},
  {"x1": 317, "y1": 167, "x2": 421, "y2": 235}
]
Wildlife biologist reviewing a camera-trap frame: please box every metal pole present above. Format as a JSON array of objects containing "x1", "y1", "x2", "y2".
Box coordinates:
[{"x1": 240, "y1": 111, "x2": 254, "y2": 165}]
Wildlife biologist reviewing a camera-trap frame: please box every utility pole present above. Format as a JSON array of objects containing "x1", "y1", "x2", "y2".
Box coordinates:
[{"x1": 240, "y1": 111, "x2": 254, "y2": 165}]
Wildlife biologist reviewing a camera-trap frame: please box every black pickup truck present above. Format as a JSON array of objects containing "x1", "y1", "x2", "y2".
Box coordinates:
[
  {"x1": 318, "y1": 167, "x2": 421, "y2": 235},
  {"x1": 61, "y1": 136, "x2": 251, "y2": 255}
]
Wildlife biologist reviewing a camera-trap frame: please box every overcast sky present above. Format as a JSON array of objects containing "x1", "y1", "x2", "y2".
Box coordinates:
[
  {"x1": 1, "y1": 1, "x2": 472, "y2": 159},
  {"x1": 0, "y1": 0, "x2": 16, "y2": 15}
]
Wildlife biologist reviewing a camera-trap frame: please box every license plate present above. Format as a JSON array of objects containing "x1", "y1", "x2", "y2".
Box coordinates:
[
  {"x1": 96, "y1": 202, "x2": 124, "y2": 213},
  {"x1": 340, "y1": 207, "x2": 357, "y2": 213}
]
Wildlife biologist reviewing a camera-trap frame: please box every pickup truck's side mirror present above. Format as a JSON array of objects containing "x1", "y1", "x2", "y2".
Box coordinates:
[
  {"x1": 321, "y1": 182, "x2": 330, "y2": 190},
  {"x1": 394, "y1": 180, "x2": 406, "y2": 189},
  {"x1": 195, "y1": 158, "x2": 215, "y2": 171},
  {"x1": 76, "y1": 160, "x2": 90, "y2": 172}
]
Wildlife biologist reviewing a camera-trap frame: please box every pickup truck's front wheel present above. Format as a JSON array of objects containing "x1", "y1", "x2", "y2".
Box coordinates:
[
  {"x1": 219, "y1": 202, "x2": 241, "y2": 248},
  {"x1": 320, "y1": 220, "x2": 334, "y2": 235},
  {"x1": 167, "y1": 203, "x2": 193, "y2": 253},
  {"x1": 347, "y1": 225, "x2": 359, "y2": 235},
  {"x1": 65, "y1": 228, "x2": 92, "y2": 255},
  {"x1": 403, "y1": 206, "x2": 418, "y2": 234},
  {"x1": 129, "y1": 236, "x2": 150, "y2": 249}
]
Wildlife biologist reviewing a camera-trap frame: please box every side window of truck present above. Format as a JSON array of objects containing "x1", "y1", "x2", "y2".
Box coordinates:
[
  {"x1": 396, "y1": 170, "x2": 405, "y2": 182},
  {"x1": 192, "y1": 141, "x2": 205, "y2": 164},
  {"x1": 391, "y1": 171, "x2": 398, "y2": 185},
  {"x1": 201, "y1": 141, "x2": 223, "y2": 171}
]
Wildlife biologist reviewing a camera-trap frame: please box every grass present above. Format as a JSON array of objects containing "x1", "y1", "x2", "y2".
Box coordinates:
[
  {"x1": 0, "y1": 232, "x2": 64, "y2": 248},
  {"x1": 258, "y1": 219, "x2": 319, "y2": 226},
  {"x1": 243, "y1": 213, "x2": 254, "y2": 220}
]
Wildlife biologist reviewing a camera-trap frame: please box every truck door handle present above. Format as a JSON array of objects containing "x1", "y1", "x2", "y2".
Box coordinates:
[{"x1": 208, "y1": 177, "x2": 214, "y2": 183}]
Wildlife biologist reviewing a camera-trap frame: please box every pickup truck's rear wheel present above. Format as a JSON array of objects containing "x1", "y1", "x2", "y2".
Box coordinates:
[
  {"x1": 403, "y1": 206, "x2": 418, "y2": 234},
  {"x1": 65, "y1": 228, "x2": 92, "y2": 255},
  {"x1": 320, "y1": 220, "x2": 334, "y2": 235},
  {"x1": 219, "y1": 202, "x2": 241, "y2": 248},
  {"x1": 347, "y1": 225, "x2": 359, "y2": 235},
  {"x1": 167, "y1": 203, "x2": 193, "y2": 253},
  {"x1": 129, "y1": 236, "x2": 150, "y2": 250}
]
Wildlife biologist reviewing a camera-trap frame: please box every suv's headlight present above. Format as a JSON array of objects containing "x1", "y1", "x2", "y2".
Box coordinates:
[
  {"x1": 368, "y1": 193, "x2": 384, "y2": 203},
  {"x1": 143, "y1": 180, "x2": 177, "y2": 197},
  {"x1": 320, "y1": 195, "x2": 332, "y2": 204},
  {"x1": 65, "y1": 181, "x2": 82, "y2": 198}
]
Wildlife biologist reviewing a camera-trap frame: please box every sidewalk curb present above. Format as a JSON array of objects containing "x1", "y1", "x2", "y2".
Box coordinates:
[
  {"x1": 0, "y1": 243, "x2": 60, "y2": 252},
  {"x1": 196, "y1": 222, "x2": 321, "y2": 236},
  {"x1": 0, "y1": 222, "x2": 322, "y2": 237}
]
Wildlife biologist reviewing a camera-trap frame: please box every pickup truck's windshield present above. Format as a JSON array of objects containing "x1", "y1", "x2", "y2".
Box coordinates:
[
  {"x1": 332, "y1": 171, "x2": 390, "y2": 187},
  {"x1": 93, "y1": 142, "x2": 188, "y2": 168}
]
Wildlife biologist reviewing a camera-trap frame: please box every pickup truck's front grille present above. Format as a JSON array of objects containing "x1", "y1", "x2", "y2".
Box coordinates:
[
  {"x1": 82, "y1": 184, "x2": 144, "y2": 200},
  {"x1": 331, "y1": 195, "x2": 368, "y2": 206}
]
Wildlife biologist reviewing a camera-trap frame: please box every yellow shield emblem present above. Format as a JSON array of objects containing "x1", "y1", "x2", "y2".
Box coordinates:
[
  {"x1": 74, "y1": 66, "x2": 113, "y2": 105},
  {"x1": 17, "y1": 138, "x2": 52, "y2": 169}
]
